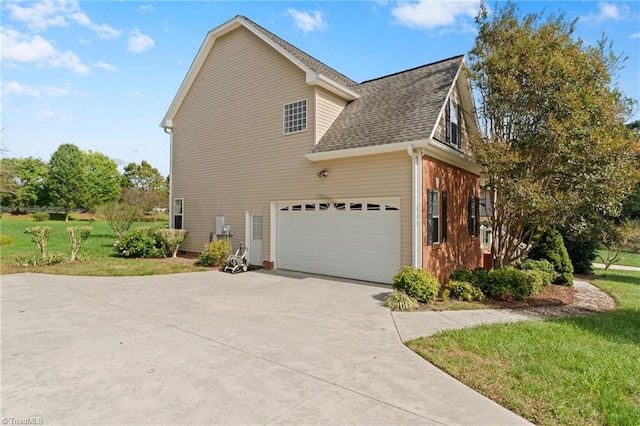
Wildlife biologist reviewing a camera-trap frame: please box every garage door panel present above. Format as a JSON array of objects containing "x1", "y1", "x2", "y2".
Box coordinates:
[{"x1": 277, "y1": 198, "x2": 401, "y2": 284}]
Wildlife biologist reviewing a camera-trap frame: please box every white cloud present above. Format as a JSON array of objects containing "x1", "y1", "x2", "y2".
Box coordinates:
[
  {"x1": 127, "y1": 91, "x2": 144, "y2": 97},
  {"x1": 391, "y1": 0, "x2": 479, "y2": 30},
  {"x1": 128, "y1": 29, "x2": 155, "y2": 53},
  {"x1": 632, "y1": 32, "x2": 640, "y2": 39},
  {"x1": 583, "y1": 2, "x2": 629, "y2": 23},
  {"x1": 5, "y1": 0, "x2": 120, "y2": 39},
  {"x1": 286, "y1": 9, "x2": 327, "y2": 33},
  {"x1": 2, "y1": 80, "x2": 69, "y2": 97},
  {"x1": 94, "y1": 61, "x2": 118, "y2": 72},
  {"x1": 138, "y1": 5, "x2": 155, "y2": 13},
  {"x1": 0, "y1": 27, "x2": 89, "y2": 74}
]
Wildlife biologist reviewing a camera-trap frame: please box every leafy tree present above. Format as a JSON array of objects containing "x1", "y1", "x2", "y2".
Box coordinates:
[
  {"x1": 0, "y1": 157, "x2": 48, "y2": 213},
  {"x1": 46, "y1": 143, "x2": 87, "y2": 221},
  {"x1": 123, "y1": 160, "x2": 166, "y2": 192},
  {"x1": 83, "y1": 150, "x2": 121, "y2": 213},
  {"x1": 469, "y1": 2, "x2": 640, "y2": 268}
]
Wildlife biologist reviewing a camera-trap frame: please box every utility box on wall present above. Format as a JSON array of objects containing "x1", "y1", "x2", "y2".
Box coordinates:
[{"x1": 216, "y1": 216, "x2": 225, "y2": 236}]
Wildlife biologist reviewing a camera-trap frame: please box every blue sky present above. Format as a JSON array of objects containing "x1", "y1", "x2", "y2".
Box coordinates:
[{"x1": 2, "y1": 1, "x2": 639, "y2": 176}]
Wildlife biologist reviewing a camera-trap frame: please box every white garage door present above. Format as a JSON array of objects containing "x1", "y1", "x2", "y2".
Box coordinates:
[{"x1": 276, "y1": 198, "x2": 401, "y2": 284}]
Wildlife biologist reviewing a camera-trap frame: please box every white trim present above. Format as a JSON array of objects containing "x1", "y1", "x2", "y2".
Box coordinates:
[
  {"x1": 429, "y1": 64, "x2": 463, "y2": 142},
  {"x1": 306, "y1": 138, "x2": 483, "y2": 174},
  {"x1": 161, "y1": 16, "x2": 358, "y2": 128},
  {"x1": 283, "y1": 98, "x2": 308, "y2": 135},
  {"x1": 244, "y1": 211, "x2": 251, "y2": 257},
  {"x1": 270, "y1": 202, "x2": 277, "y2": 267},
  {"x1": 173, "y1": 197, "x2": 184, "y2": 229}
]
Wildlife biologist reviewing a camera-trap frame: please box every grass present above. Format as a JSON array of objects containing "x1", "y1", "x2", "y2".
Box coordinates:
[
  {"x1": 407, "y1": 269, "x2": 640, "y2": 426},
  {"x1": 596, "y1": 249, "x2": 640, "y2": 268},
  {"x1": 0, "y1": 213, "x2": 207, "y2": 276}
]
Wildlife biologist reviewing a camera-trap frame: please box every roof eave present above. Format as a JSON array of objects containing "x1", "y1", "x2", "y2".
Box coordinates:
[
  {"x1": 306, "y1": 138, "x2": 482, "y2": 174},
  {"x1": 308, "y1": 74, "x2": 359, "y2": 101}
]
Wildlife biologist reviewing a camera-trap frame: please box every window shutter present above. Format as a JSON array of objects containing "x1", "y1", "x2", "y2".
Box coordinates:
[
  {"x1": 456, "y1": 104, "x2": 462, "y2": 147},
  {"x1": 441, "y1": 191, "x2": 448, "y2": 243},
  {"x1": 475, "y1": 196, "x2": 481, "y2": 237},
  {"x1": 445, "y1": 100, "x2": 451, "y2": 143},
  {"x1": 468, "y1": 195, "x2": 474, "y2": 237},
  {"x1": 427, "y1": 189, "x2": 435, "y2": 245}
]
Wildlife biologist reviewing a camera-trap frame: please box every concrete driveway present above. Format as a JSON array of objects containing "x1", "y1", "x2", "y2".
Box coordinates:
[{"x1": 1, "y1": 270, "x2": 530, "y2": 425}]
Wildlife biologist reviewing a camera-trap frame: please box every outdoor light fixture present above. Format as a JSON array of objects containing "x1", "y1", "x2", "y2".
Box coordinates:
[{"x1": 317, "y1": 169, "x2": 329, "y2": 178}]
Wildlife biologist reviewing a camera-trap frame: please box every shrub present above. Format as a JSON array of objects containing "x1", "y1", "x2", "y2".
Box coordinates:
[
  {"x1": 441, "y1": 280, "x2": 484, "y2": 301},
  {"x1": 393, "y1": 266, "x2": 440, "y2": 302},
  {"x1": 32, "y1": 212, "x2": 50, "y2": 221},
  {"x1": 67, "y1": 226, "x2": 92, "y2": 262},
  {"x1": 156, "y1": 228, "x2": 189, "y2": 258},
  {"x1": 0, "y1": 235, "x2": 14, "y2": 246},
  {"x1": 383, "y1": 290, "x2": 419, "y2": 311},
  {"x1": 102, "y1": 201, "x2": 142, "y2": 239},
  {"x1": 24, "y1": 226, "x2": 52, "y2": 259},
  {"x1": 528, "y1": 228, "x2": 574, "y2": 285},
  {"x1": 450, "y1": 268, "x2": 490, "y2": 293},
  {"x1": 113, "y1": 227, "x2": 166, "y2": 258},
  {"x1": 196, "y1": 239, "x2": 231, "y2": 267},
  {"x1": 486, "y1": 267, "x2": 538, "y2": 301},
  {"x1": 16, "y1": 253, "x2": 67, "y2": 266},
  {"x1": 518, "y1": 259, "x2": 555, "y2": 287}
]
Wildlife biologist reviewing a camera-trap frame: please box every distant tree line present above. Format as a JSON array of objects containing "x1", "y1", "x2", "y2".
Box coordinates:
[{"x1": 0, "y1": 143, "x2": 168, "y2": 221}]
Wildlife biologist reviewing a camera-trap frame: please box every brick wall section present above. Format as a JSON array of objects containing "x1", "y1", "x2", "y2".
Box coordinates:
[{"x1": 422, "y1": 156, "x2": 482, "y2": 283}]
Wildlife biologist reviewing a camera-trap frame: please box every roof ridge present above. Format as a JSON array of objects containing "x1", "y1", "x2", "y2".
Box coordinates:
[
  {"x1": 360, "y1": 54, "x2": 464, "y2": 85},
  {"x1": 237, "y1": 15, "x2": 358, "y2": 87}
]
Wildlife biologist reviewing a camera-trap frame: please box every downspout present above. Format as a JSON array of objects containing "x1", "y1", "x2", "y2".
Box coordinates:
[
  {"x1": 407, "y1": 145, "x2": 423, "y2": 269},
  {"x1": 163, "y1": 126, "x2": 174, "y2": 228}
]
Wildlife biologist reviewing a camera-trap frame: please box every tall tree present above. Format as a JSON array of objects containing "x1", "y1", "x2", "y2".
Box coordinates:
[
  {"x1": 0, "y1": 157, "x2": 48, "y2": 213},
  {"x1": 46, "y1": 143, "x2": 87, "y2": 221},
  {"x1": 83, "y1": 150, "x2": 121, "y2": 212},
  {"x1": 122, "y1": 160, "x2": 168, "y2": 213},
  {"x1": 469, "y1": 2, "x2": 640, "y2": 268},
  {"x1": 122, "y1": 160, "x2": 166, "y2": 192}
]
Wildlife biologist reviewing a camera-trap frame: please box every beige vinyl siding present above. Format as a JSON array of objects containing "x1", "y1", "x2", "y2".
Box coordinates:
[
  {"x1": 171, "y1": 26, "x2": 412, "y2": 269},
  {"x1": 315, "y1": 88, "x2": 347, "y2": 144}
]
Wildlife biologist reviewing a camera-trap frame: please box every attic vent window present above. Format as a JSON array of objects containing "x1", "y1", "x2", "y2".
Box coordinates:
[{"x1": 284, "y1": 99, "x2": 307, "y2": 134}]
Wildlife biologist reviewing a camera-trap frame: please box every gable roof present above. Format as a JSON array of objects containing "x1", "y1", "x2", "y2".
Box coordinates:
[
  {"x1": 311, "y1": 56, "x2": 464, "y2": 154},
  {"x1": 161, "y1": 15, "x2": 359, "y2": 128}
]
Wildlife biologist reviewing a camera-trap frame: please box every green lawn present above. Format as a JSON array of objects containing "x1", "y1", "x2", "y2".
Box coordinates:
[
  {"x1": 0, "y1": 214, "x2": 207, "y2": 276},
  {"x1": 407, "y1": 269, "x2": 640, "y2": 426},
  {"x1": 596, "y1": 249, "x2": 640, "y2": 268}
]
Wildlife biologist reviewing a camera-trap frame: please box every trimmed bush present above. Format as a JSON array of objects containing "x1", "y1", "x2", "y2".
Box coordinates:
[
  {"x1": 518, "y1": 259, "x2": 555, "y2": 287},
  {"x1": 383, "y1": 290, "x2": 419, "y2": 311},
  {"x1": 32, "y1": 212, "x2": 50, "y2": 221},
  {"x1": 196, "y1": 239, "x2": 231, "y2": 267},
  {"x1": 156, "y1": 228, "x2": 189, "y2": 258},
  {"x1": 486, "y1": 267, "x2": 538, "y2": 301},
  {"x1": 113, "y1": 227, "x2": 166, "y2": 258},
  {"x1": 441, "y1": 280, "x2": 484, "y2": 301},
  {"x1": 24, "y1": 226, "x2": 52, "y2": 259},
  {"x1": 528, "y1": 228, "x2": 574, "y2": 286},
  {"x1": 393, "y1": 266, "x2": 440, "y2": 302},
  {"x1": 450, "y1": 268, "x2": 490, "y2": 293}
]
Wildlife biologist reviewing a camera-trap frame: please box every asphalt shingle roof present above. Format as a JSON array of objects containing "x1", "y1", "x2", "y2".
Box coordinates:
[{"x1": 312, "y1": 56, "x2": 463, "y2": 153}]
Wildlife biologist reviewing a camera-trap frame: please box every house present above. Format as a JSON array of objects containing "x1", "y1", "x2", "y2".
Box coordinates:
[{"x1": 160, "y1": 15, "x2": 483, "y2": 284}]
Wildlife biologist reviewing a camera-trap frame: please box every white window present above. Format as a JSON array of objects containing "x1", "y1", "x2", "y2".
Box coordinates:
[
  {"x1": 427, "y1": 189, "x2": 440, "y2": 245},
  {"x1": 173, "y1": 198, "x2": 183, "y2": 230},
  {"x1": 446, "y1": 97, "x2": 461, "y2": 148},
  {"x1": 284, "y1": 99, "x2": 307, "y2": 134}
]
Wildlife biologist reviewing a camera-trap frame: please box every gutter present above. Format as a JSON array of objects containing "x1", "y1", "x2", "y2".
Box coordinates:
[
  {"x1": 407, "y1": 145, "x2": 423, "y2": 269},
  {"x1": 163, "y1": 126, "x2": 174, "y2": 228}
]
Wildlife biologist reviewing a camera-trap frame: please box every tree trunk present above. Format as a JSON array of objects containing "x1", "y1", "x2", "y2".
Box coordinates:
[{"x1": 65, "y1": 207, "x2": 70, "y2": 222}]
